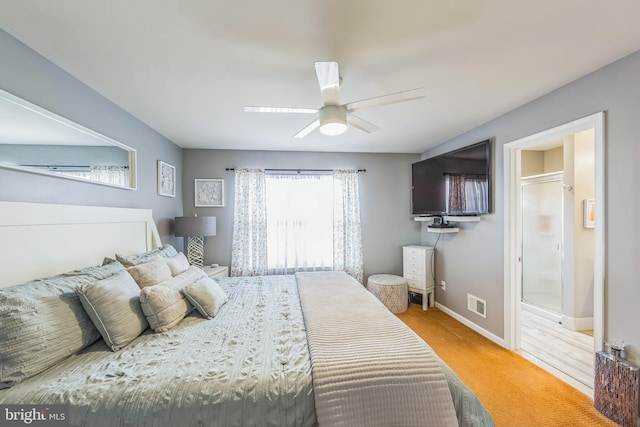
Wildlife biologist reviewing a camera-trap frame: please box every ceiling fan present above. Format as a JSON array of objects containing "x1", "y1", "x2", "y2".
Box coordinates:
[{"x1": 244, "y1": 62, "x2": 425, "y2": 138}]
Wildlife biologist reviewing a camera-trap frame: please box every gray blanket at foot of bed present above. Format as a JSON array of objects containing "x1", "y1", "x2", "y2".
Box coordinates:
[{"x1": 296, "y1": 271, "x2": 459, "y2": 427}]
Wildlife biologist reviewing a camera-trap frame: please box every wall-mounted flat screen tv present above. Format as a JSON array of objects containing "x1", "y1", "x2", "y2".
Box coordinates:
[{"x1": 411, "y1": 140, "x2": 491, "y2": 216}]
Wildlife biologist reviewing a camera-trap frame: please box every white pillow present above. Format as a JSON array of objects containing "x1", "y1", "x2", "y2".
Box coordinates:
[
  {"x1": 76, "y1": 270, "x2": 148, "y2": 351},
  {"x1": 182, "y1": 276, "x2": 228, "y2": 319},
  {"x1": 139, "y1": 266, "x2": 205, "y2": 332},
  {"x1": 165, "y1": 252, "x2": 190, "y2": 276},
  {"x1": 127, "y1": 257, "x2": 173, "y2": 288}
]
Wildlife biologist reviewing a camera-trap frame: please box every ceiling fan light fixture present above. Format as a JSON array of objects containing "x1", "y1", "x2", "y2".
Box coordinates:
[
  {"x1": 319, "y1": 105, "x2": 347, "y2": 136},
  {"x1": 244, "y1": 62, "x2": 425, "y2": 138},
  {"x1": 320, "y1": 121, "x2": 347, "y2": 136}
]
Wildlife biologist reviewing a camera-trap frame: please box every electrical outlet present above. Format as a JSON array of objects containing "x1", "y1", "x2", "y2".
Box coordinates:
[{"x1": 441, "y1": 280, "x2": 446, "y2": 291}]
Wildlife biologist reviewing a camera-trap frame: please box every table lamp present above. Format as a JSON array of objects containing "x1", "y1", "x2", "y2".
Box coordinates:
[{"x1": 174, "y1": 215, "x2": 216, "y2": 268}]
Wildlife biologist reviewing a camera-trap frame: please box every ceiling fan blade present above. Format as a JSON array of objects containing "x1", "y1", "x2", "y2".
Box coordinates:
[
  {"x1": 244, "y1": 106, "x2": 318, "y2": 114},
  {"x1": 347, "y1": 114, "x2": 380, "y2": 134},
  {"x1": 315, "y1": 61, "x2": 340, "y2": 106},
  {"x1": 346, "y1": 87, "x2": 425, "y2": 112},
  {"x1": 293, "y1": 119, "x2": 320, "y2": 139}
]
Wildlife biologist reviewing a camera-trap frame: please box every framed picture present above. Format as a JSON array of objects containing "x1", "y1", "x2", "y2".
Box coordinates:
[
  {"x1": 195, "y1": 179, "x2": 224, "y2": 207},
  {"x1": 157, "y1": 160, "x2": 176, "y2": 197},
  {"x1": 583, "y1": 199, "x2": 595, "y2": 228}
]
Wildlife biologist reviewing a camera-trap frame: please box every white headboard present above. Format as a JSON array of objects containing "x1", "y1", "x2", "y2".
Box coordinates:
[{"x1": 0, "y1": 201, "x2": 162, "y2": 288}]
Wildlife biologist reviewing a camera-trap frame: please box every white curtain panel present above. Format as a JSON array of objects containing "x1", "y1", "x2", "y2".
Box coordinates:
[
  {"x1": 231, "y1": 169, "x2": 268, "y2": 276},
  {"x1": 332, "y1": 170, "x2": 364, "y2": 283},
  {"x1": 90, "y1": 165, "x2": 128, "y2": 186},
  {"x1": 464, "y1": 179, "x2": 489, "y2": 213},
  {"x1": 265, "y1": 174, "x2": 333, "y2": 275},
  {"x1": 60, "y1": 170, "x2": 91, "y2": 180}
]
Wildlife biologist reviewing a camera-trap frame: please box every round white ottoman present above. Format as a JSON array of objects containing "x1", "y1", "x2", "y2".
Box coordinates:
[{"x1": 367, "y1": 274, "x2": 408, "y2": 313}]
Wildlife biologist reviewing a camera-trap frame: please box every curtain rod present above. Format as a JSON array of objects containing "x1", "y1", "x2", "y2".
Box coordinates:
[
  {"x1": 225, "y1": 168, "x2": 366, "y2": 173},
  {"x1": 22, "y1": 165, "x2": 129, "y2": 169}
]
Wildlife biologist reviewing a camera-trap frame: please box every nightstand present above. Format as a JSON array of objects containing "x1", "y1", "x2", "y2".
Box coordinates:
[{"x1": 202, "y1": 265, "x2": 229, "y2": 279}]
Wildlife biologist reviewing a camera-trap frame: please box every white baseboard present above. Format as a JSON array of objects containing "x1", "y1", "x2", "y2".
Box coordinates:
[
  {"x1": 521, "y1": 302, "x2": 561, "y2": 323},
  {"x1": 561, "y1": 315, "x2": 594, "y2": 332},
  {"x1": 435, "y1": 302, "x2": 506, "y2": 348},
  {"x1": 520, "y1": 303, "x2": 593, "y2": 332}
]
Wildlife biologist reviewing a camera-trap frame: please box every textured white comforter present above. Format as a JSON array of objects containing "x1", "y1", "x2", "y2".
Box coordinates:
[
  {"x1": 296, "y1": 271, "x2": 459, "y2": 427},
  {"x1": 0, "y1": 276, "x2": 317, "y2": 427}
]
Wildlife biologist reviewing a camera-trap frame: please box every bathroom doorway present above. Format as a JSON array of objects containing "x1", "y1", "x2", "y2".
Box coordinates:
[{"x1": 503, "y1": 112, "x2": 605, "y2": 396}]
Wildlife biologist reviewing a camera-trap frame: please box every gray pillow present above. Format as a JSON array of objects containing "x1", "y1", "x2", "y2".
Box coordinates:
[
  {"x1": 0, "y1": 261, "x2": 125, "y2": 389},
  {"x1": 77, "y1": 270, "x2": 149, "y2": 351},
  {"x1": 116, "y1": 244, "x2": 178, "y2": 267},
  {"x1": 182, "y1": 276, "x2": 228, "y2": 319}
]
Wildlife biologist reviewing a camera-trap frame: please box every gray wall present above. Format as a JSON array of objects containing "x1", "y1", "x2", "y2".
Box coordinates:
[
  {"x1": 0, "y1": 29, "x2": 183, "y2": 246},
  {"x1": 181, "y1": 149, "x2": 421, "y2": 281},
  {"x1": 421, "y1": 49, "x2": 640, "y2": 364}
]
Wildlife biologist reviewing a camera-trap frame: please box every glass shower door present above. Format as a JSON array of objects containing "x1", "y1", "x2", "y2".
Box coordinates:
[{"x1": 521, "y1": 174, "x2": 563, "y2": 313}]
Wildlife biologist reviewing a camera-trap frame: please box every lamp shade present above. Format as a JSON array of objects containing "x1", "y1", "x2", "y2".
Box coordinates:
[{"x1": 174, "y1": 216, "x2": 216, "y2": 237}]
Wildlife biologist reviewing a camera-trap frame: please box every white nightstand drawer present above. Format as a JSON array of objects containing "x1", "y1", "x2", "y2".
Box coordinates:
[
  {"x1": 406, "y1": 272, "x2": 424, "y2": 283},
  {"x1": 404, "y1": 265, "x2": 424, "y2": 277},
  {"x1": 404, "y1": 260, "x2": 425, "y2": 271},
  {"x1": 404, "y1": 251, "x2": 421, "y2": 262},
  {"x1": 406, "y1": 278, "x2": 426, "y2": 291}
]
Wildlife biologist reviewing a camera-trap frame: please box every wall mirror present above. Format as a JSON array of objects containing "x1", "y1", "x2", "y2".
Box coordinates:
[{"x1": 0, "y1": 88, "x2": 137, "y2": 189}]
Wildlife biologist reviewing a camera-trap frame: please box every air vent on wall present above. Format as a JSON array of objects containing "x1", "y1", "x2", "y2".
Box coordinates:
[{"x1": 467, "y1": 294, "x2": 486, "y2": 318}]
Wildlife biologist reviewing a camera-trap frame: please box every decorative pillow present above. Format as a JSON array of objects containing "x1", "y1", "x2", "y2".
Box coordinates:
[
  {"x1": 116, "y1": 244, "x2": 178, "y2": 267},
  {"x1": 0, "y1": 262, "x2": 125, "y2": 389},
  {"x1": 165, "y1": 252, "x2": 190, "y2": 276},
  {"x1": 127, "y1": 258, "x2": 173, "y2": 288},
  {"x1": 139, "y1": 266, "x2": 206, "y2": 332},
  {"x1": 102, "y1": 257, "x2": 116, "y2": 266},
  {"x1": 76, "y1": 270, "x2": 148, "y2": 351},
  {"x1": 182, "y1": 276, "x2": 228, "y2": 319}
]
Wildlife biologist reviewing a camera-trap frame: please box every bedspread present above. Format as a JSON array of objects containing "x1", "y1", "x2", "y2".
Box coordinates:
[
  {"x1": 296, "y1": 271, "x2": 459, "y2": 427},
  {"x1": 0, "y1": 276, "x2": 316, "y2": 427},
  {"x1": 0, "y1": 273, "x2": 493, "y2": 427}
]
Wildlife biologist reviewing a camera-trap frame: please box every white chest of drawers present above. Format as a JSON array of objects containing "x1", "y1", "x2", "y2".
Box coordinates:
[{"x1": 402, "y1": 245, "x2": 435, "y2": 310}]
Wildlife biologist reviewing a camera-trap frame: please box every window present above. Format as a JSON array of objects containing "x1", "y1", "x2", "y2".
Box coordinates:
[
  {"x1": 231, "y1": 168, "x2": 363, "y2": 281},
  {"x1": 265, "y1": 174, "x2": 333, "y2": 274}
]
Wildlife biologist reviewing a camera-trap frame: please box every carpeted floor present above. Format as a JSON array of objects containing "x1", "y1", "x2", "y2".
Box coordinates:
[{"x1": 396, "y1": 304, "x2": 618, "y2": 426}]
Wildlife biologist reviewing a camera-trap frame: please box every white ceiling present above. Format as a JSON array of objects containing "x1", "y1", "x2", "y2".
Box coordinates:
[{"x1": 2, "y1": 1, "x2": 640, "y2": 154}]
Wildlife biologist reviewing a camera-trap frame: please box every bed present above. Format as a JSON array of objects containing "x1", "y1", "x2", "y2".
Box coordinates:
[{"x1": 0, "y1": 202, "x2": 494, "y2": 427}]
